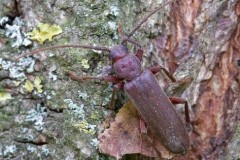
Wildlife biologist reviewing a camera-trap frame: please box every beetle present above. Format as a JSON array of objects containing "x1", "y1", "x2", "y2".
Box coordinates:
[
  {"x1": 16, "y1": 0, "x2": 190, "y2": 155},
  {"x1": 106, "y1": 44, "x2": 190, "y2": 154}
]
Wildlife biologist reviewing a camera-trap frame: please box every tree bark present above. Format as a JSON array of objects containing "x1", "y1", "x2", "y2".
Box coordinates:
[{"x1": 0, "y1": 0, "x2": 239, "y2": 159}]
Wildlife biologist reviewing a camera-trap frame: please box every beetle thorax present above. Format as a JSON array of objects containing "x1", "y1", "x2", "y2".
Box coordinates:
[{"x1": 113, "y1": 55, "x2": 141, "y2": 81}]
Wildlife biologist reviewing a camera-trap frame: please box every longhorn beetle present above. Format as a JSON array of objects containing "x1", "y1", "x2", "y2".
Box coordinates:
[{"x1": 17, "y1": 0, "x2": 190, "y2": 155}]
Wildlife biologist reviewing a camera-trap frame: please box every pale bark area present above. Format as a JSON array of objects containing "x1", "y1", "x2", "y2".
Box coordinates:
[{"x1": 0, "y1": 0, "x2": 239, "y2": 159}]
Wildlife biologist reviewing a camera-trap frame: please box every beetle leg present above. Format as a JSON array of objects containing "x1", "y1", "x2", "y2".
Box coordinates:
[
  {"x1": 109, "y1": 87, "x2": 117, "y2": 110},
  {"x1": 109, "y1": 82, "x2": 125, "y2": 110},
  {"x1": 68, "y1": 71, "x2": 125, "y2": 110},
  {"x1": 68, "y1": 71, "x2": 123, "y2": 83},
  {"x1": 169, "y1": 96, "x2": 190, "y2": 123},
  {"x1": 149, "y1": 66, "x2": 176, "y2": 82},
  {"x1": 135, "y1": 48, "x2": 144, "y2": 61}
]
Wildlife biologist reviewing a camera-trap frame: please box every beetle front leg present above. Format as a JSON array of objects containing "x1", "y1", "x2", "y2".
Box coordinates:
[
  {"x1": 68, "y1": 71, "x2": 123, "y2": 83},
  {"x1": 68, "y1": 71, "x2": 125, "y2": 110}
]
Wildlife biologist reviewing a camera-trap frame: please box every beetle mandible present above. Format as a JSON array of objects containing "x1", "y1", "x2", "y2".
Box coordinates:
[{"x1": 17, "y1": 0, "x2": 190, "y2": 155}]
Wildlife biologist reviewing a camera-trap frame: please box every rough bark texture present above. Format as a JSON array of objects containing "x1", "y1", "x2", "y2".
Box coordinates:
[{"x1": 0, "y1": 0, "x2": 240, "y2": 159}]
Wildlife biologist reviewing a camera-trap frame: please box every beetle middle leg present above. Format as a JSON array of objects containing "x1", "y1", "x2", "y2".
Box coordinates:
[
  {"x1": 133, "y1": 48, "x2": 176, "y2": 82},
  {"x1": 108, "y1": 82, "x2": 125, "y2": 110},
  {"x1": 149, "y1": 65, "x2": 176, "y2": 82}
]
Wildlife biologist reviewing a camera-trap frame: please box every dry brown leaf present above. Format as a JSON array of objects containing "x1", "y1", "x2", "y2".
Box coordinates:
[{"x1": 98, "y1": 101, "x2": 175, "y2": 159}]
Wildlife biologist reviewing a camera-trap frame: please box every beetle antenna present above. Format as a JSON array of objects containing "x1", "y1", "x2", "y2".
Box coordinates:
[
  {"x1": 15, "y1": 0, "x2": 174, "y2": 61},
  {"x1": 15, "y1": 44, "x2": 110, "y2": 61},
  {"x1": 123, "y1": 0, "x2": 175, "y2": 42},
  {"x1": 118, "y1": 24, "x2": 142, "y2": 47}
]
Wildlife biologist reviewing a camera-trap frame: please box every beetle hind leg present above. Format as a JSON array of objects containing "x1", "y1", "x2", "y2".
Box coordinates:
[{"x1": 169, "y1": 96, "x2": 190, "y2": 123}]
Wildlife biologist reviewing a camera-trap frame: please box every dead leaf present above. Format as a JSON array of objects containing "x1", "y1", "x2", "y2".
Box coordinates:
[{"x1": 98, "y1": 101, "x2": 174, "y2": 159}]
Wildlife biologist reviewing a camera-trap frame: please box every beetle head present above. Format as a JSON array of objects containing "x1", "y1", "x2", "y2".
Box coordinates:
[{"x1": 109, "y1": 45, "x2": 128, "y2": 62}]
